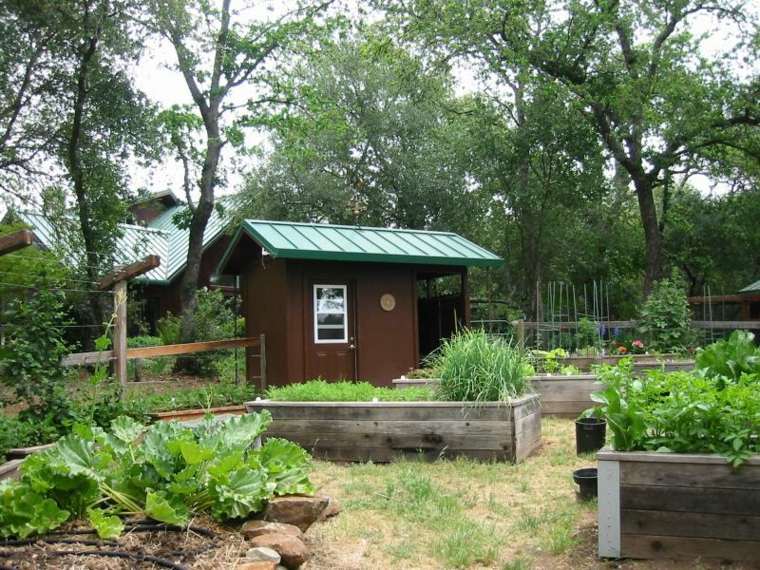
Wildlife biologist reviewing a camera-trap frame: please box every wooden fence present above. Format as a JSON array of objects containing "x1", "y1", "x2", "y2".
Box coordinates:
[{"x1": 62, "y1": 334, "x2": 267, "y2": 389}]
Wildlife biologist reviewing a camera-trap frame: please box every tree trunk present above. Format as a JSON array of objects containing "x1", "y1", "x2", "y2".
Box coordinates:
[
  {"x1": 67, "y1": 25, "x2": 104, "y2": 343},
  {"x1": 633, "y1": 177, "x2": 663, "y2": 295},
  {"x1": 178, "y1": 133, "x2": 221, "y2": 345}
]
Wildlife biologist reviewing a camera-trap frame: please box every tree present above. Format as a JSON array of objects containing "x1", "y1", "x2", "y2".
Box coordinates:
[
  {"x1": 147, "y1": 0, "x2": 336, "y2": 342},
  {"x1": 1, "y1": 1, "x2": 157, "y2": 339},
  {"x1": 389, "y1": 0, "x2": 759, "y2": 293},
  {"x1": 240, "y1": 33, "x2": 480, "y2": 230}
]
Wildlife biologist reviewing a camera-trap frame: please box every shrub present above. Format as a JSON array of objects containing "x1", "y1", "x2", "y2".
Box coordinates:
[
  {"x1": 574, "y1": 317, "x2": 601, "y2": 352},
  {"x1": 431, "y1": 329, "x2": 530, "y2": 402},
  {"x1": 637, "y1": 271, "x2": 693, "y2": 352},
  {"x1": 267, "y1": 380, "x2": 434, "y2": 402},
  {"x1": 0, "y1": 289, "x2": 73, "y2": 422}
]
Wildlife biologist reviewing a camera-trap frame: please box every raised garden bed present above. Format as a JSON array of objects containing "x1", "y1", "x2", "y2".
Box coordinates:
[
  {"x1": 394, "y1": 375, "x2": 602, "y2": 418},
  {"x1": 598, "y1": 449, "x2": 760, "y2": 562},
  {"x1": 529, "y1": 374, "x2": 602, "y2": 417},
  {"x1": 150, "y1": 404, "x2": 246, "y2": 423},
  {"x1": 557, "y1": 353, "x2": 693, "y2": 373},
  {"x1": 245, "y1": 394, "x2": 542, "y2": 463}
]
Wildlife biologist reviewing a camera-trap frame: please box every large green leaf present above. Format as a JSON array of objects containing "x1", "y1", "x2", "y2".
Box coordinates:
[
  {"x1": 145, "y1": 490, "x2": 189, "y2": 526},
  {"x1": 86, "y1": 507, "x2": 124, "y2": 539}
]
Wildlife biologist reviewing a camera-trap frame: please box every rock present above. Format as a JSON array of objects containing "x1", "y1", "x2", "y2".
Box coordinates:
[
  {"x1": 242, "y1": 520, "x2": 304, "y2": 541},
  {"x1": 245, "y1": 546, "x2": 281, "y2": 563},
  {"x1": 264, "y1": 495, "x2": 329, "y2": 532},
  {"x1": 318, "y1": 495, "x2": 341, "y2": 521},
  {"x1": 237, "y1": 562, "x2": 277, "y2": 570},
  {"x1": 248, "y1": 533, "x2": 309, "y2": 569}
]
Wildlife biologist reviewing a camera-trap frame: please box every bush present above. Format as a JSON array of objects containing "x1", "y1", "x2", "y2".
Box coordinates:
[
  {"x1": 431, "y1": 329, "x2": 531, "y2": 402},
  {"x1": 267, "y1": 380, "x2": 434, "y2": 402},
  {"x1": 575, "y1": 317, "x2": 601, "y2": 352},
  {"x1": 589, "y1": 359, "x2": 760, "y2": 466},
  {"x1": 637, "y1": 271, "x2": 693, "y2": 353},
  {"x1": 0, "y1": 289, "x2": 74, "y2": 422}
]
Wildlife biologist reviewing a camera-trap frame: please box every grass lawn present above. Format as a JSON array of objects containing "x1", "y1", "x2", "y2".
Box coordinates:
[{"x1": 305, "y1": 418, "x2": 738, "y2": 570}]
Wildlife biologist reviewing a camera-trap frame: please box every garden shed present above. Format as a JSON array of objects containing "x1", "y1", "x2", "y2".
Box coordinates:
[{"x1": 216, "y1": 220, "x2": 502, "y2": 387}]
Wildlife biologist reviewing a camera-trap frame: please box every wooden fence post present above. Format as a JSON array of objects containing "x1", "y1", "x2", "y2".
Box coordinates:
[
  {"x1": 514, "y1": 319, "x2": 526, "y2": 350},
  {"x1": 113, "y1": 280, "x2": 128, "y2": 388},
  {"x1": 259, "y1": 333, "x2": 267, "y2": 393}
]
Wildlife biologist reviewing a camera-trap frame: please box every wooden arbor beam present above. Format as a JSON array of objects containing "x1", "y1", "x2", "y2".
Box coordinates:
[
  {"x1": 0, "y1": 229, "x2": 34, "y2": 256},
  {"x1": 97, "y1": 255, "x2": 161, "y2": 388},
  {"x1": 97, "y1": 254, "x2": 161, "y2": 290}
]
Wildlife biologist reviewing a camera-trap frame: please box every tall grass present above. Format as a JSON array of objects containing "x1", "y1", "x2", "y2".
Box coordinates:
[
  {"x1": 266, "y1": 380, "x2": 434, "y2": 402},
  {"x1": 431, "y1": 329, "x2": 531, "y2": 402}
]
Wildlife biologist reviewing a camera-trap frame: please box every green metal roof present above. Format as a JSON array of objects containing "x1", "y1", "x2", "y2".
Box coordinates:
[
  {"x1": 218, "y1": 219, "x2": 502, "y2": 272},
  {"x1": 740, "y1": 280, "x2": 760, "y2": 294}
]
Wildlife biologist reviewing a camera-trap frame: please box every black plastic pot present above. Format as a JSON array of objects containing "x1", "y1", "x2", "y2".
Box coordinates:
[
  {"x1": 575, "y1": 417, "x2": 606, "y2": 455},
  {"x1": 573, "y1": 467, "x2": 598, "y2": 500}
]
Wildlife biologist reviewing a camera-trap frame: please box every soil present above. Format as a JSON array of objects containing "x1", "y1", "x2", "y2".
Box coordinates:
[{"x1": 0, "y1": 517, "x2": 249, "y2": 570}]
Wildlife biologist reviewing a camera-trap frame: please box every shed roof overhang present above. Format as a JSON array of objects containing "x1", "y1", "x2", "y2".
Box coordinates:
[{"x1": 215, "y1": 219, "x2": 503, "y2": 276}]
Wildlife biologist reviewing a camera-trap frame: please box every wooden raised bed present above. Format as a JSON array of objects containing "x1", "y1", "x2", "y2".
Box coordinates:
[
  {"x1": 150, "y1": 404, "x2": 246, "y2": 423},
  {"x1": 528, "y1": 374, "x2": 601, "y2": 417},
  {"x1": 556, "y1": 353, "x2": 693, "y2": 373},
  {"x1": 598, "y1": 449, "x2": 760, "y2": 562},
  {"x1": 245, "y1": 395, "x2": 542, "y2": 463},
  {"x1": 393, "y1": 375, "x2": 601, "y2": 418}
]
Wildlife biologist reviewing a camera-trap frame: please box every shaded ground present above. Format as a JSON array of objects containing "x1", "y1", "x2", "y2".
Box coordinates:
[{"x1": 305, "y1": 418, "x2": 756, "y2": 570}]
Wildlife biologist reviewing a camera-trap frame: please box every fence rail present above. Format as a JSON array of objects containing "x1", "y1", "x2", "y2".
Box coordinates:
[{"x1": 62, "y1": 334, "x2": 267, "y2": 390}]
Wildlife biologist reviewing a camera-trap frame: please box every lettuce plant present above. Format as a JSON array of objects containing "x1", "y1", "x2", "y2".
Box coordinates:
[{"x1": 0, "y1": 412, "x2": 314, "y2": 539}]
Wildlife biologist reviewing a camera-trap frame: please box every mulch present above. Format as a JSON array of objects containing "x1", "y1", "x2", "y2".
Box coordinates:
[{"x1": 0, "y1": 517, "x2": 249, "y2": 570}]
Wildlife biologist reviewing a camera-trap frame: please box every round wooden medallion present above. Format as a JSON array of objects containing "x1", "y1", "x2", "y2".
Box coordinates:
[{"x1": 380, "y1": 293, "x2": 396, "y2": 312}]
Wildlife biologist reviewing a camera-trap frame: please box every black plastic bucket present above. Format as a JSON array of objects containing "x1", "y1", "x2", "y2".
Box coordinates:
[
  {"x1": 573, "y1": 467, "x2": 598, "y2": 500},
  {"x1": 575, "y1": 417, "x2": 606, "y2": 454}
]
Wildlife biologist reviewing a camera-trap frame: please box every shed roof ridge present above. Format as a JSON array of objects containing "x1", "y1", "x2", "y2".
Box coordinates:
[{"x1": 244, "y1": 218, "x2": 459, "y2": 236}]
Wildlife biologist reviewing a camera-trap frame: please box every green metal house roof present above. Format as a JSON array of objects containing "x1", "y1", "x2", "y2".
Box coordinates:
[
  {"x1": 218, "y1": 219, "x2": 502, "y2": 271},
  {"x1": 740, "y1": 279, "x2": 760, "y2": 294}
]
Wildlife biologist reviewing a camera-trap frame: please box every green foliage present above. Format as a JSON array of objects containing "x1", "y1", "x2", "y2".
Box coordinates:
[
  {"x1": 588, "y1": 359, "x2": 760, "y2": 467},
  {"x1": 575, "y1": 318, "x2": 600, "y2": 352},
  {"x1": 637, "y1": 272, "x2": 693, "y2": 353},
  {"x1": 156, "y1": 313, "x2": 181, "y2": 346},
  {"x1": 0, "y1": 289, "x2": 73, "y2": 421},
  {"x1": 124, "y1": 383, "x2": 257, "y2": 414},
  {"x1": 267, "y1": 380, "x2": 433, "y2": 402},
  {"x1": 696, "y1": 331, "x2": 760, "y2": 384},
  {"x1": 533, "y1": 348, "x2": 567, "y2": 374},
  {"x1": 431, "y1": 329, "x2": 530, "y2": 402},
  {"x1": 0, "y1": 413, "x2": 315, "y2": 538}
]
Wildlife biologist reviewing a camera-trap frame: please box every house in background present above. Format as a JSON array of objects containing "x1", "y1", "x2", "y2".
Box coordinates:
[
  {"x1": 9, "y1": 191, "x2": 236, "y2": 332},
  {"x1": 216, "y1": 219, "x2": 502, "y2": 386}
]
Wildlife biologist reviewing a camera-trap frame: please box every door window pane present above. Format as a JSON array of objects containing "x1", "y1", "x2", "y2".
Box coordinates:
[{"x1": 314, "y1": 285, "x2": 348, "y2": 343}]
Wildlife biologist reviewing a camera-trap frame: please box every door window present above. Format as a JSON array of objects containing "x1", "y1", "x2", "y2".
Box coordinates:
[{"x1": 313, "y1": 284, "x2": 348, "y2": 343}]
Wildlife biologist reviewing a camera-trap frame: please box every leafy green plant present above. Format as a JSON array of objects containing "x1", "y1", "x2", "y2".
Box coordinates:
[
  {"x1": 637, "y1": 271, "x2": 693, "y2": 353},
  {"x1": 267, "y1": 380, "x2": 434, "y2": 402},
  {"x1": 0, "y1": 413, "x2": 314, "y2": 538},
  {"x1": 696, "y1": 331, "x2": 760, "y2": 384},
  {"x1": 575, "y1": 317, "x2": 600, "y2": 352},
  {"x1": 431, "y1": 329, "x2": 530, "y2": 402},
  {"x1": 156, "y1": 313, "x2": 181, "y2": 346},
  {"x1": 125, "y1": 382, "x2": 258, "y2": 413},
  {"x1": 532, "y1": 348, "x2": 568, "y2": 374},
  {"x1": 587, "y1": 359, "x2": 760, "y2": 467}
]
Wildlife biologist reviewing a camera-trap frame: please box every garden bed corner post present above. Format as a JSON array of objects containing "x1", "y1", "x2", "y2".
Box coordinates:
[{"x1": 597, "y1": 453, "x2": 621, "y2": 559}]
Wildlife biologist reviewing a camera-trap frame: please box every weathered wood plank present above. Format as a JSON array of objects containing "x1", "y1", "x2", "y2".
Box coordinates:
[
  {"x1": 0, "y1": 459, "x2": 22, "y2": 481},
  {"x1": 127, "y1": 336, "x2": 261, "y2": 359},
  {"x1": 247, "y1": 402, "x2": 514, "y2": 421},
  {"x1": 621, "y1": 485, "x2": 760, "y2": 516},
  {"x1": 621, "y1": 460, "x2": 760, "y2": 490},
  {"x1": 598, "y1": 449, "x2": 760, "y2": 466},
  {"x1": 621, "y1": 534, "x2": 760, "y2": 561},
  {"x1": 621, "y1": 509, "x2": 760, "y2": 541},
  {"x1": 97, "y1": 255, "x2": 160, "y2": 290},
  {"x1": 0, "y1": 229, "x2": 34, "y2": 256},
  {"x1": 247, "y1": 395, "x2": 541, "y2": 463}
]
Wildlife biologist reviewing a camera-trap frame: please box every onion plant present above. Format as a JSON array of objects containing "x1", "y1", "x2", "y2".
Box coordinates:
[{"x1": 431, "y1": 329, "x2": 531, "y2": 402}]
